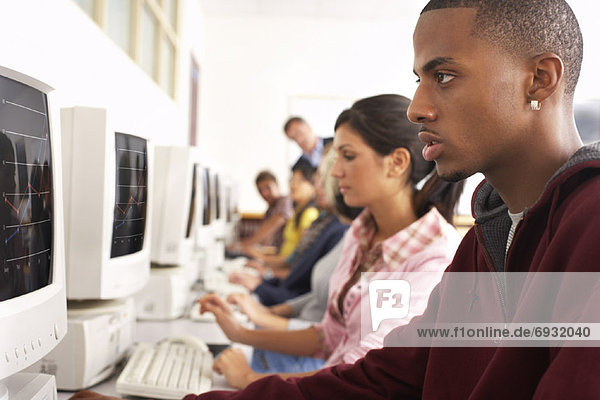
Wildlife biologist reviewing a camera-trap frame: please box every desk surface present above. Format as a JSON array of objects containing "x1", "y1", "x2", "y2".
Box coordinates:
[{"x1": 57, "y1": 305, "x2": 240, "y2": 399}]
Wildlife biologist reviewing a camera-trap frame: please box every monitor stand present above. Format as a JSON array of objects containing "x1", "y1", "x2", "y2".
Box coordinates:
[
  {"x1": 25, "y1": 298, "x2": 136, "y2": 391},
  {"x1": 0, "y1": 373, "x2": 56, "y2": 400},
  {"x1": 135, "y1": 265, "x2": 192, "y2": 320},
  {"x1": 0, "y1": 383, "x2": 7, "y2": 400}
]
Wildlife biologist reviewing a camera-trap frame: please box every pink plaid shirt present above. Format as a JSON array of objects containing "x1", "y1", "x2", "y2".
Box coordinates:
[{"x1": 314, "y1": 207, "x2": 461, "y2": 366}]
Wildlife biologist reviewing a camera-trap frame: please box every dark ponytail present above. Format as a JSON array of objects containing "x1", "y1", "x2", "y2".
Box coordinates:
[{"x1": 334, "y1": 94, "x2": 464, "y2": 224}]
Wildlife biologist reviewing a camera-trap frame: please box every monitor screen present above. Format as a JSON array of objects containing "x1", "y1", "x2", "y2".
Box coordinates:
[
  {"x1": 111, "y1": 132, "x2": 148, "y2": 258},
  {"x1": 186, "y1": 163, "x2": 198, "y2": 238},
  {"x1": 202, "y1": 167, "x2": 211, "y2": 226},
  {"x1": 0, "y1": 74, "x2": 53, "y2": 301},
  {"x1": 215, "y1": 173, "x2": 221, "y2": 220},
  {"x1": 225, "y1": 186, "x2": 232, "y2": 223}
]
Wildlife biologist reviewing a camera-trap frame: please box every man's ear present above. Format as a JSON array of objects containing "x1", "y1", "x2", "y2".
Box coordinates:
[
  {"x1": 387, "y1": 147, "x2": 411, "y2": 178},
  {"x1": 526, "y1": 52, "x2": 564, "y2": 104}
]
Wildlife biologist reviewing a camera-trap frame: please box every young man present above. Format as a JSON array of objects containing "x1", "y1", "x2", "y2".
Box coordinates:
[
  {"x1": 70, "y1": 0, "x2": 599, "y2": 399},
  {"x1": 284, "y1": 117, "x2": 332, "y2": 169},
  {"x1": 227, "y1": 170, "x2": 293, "y2": 256}
]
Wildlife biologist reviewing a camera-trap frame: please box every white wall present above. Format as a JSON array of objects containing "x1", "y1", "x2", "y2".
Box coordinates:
[
  {"x1": 200, "y1": 1, "x2": 600, "y2": 213},
  {"x1": 200, "y1": 14, "x2": 422, "y2": 212},
  {"x1": 0, "y1": 0, "x2": 204, "y2": 146}
]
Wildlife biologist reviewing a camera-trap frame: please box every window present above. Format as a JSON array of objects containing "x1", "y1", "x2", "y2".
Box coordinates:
[
  {"x1": 140, "y1": 4, "x2": 158, "y2": 79},
  {"x1": 74, "y1": 0, "x2": 95, "y2": 18},
  {"x1": 106, "y1": 0, "x2": 132, "y2": 54},
  {"x1": 72, "y1": 0, "x2": 178, "y2": 98}
]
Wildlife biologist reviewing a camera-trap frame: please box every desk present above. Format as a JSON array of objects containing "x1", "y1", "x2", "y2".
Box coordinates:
[{"x1": 57, "y1": 311, "x2": 241, "y2": 399}]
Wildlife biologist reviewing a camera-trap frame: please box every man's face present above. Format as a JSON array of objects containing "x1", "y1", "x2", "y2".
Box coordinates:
[
  {"x1": 256, "y1": 179, "x2": 279, "y2": 205},
  {"x1": 286, "y1": 121, "x2": 315, "y2": 154},
  {"x1": 408, "y1": 8, "x2": 527, "y2": 182}
]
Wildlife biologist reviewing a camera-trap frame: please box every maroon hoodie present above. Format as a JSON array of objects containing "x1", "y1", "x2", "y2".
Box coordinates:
[{"x1": 188, "y1": 143, "x2": 600, "y2": 400}]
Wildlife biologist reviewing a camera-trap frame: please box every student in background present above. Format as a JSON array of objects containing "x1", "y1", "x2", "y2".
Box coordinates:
[
  {"x1": 226, "y1": 149, "x2": 356, "y2": 306},
  {"x1": 284, "y1": 116, "x2": 332, "y2": 169},
  {"x1": 226, "y1": 149, "x2": 363, "y2": 329},
  {"x1": 199, "y1": 147, "x2": 359, "y2": 376},
  {"x1": 227, "y1": 170, "x2": 292, "y2": 256},
  {"x1": 198, "y1": 94, "x2": 464, "y2": 389},
  {"x1": 240, "y1": 159, "x2": 320, "y2": 270}
]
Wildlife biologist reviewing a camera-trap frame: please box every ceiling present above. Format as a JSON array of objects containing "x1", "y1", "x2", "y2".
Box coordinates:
[{"x1": 199, "y1": 0, "x2": 427, "y2": 21}]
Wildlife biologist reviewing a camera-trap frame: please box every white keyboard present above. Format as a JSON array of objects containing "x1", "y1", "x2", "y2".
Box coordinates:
[
  {"x1": 222, "y1": 257, "x2": 262, "y2": 277},
  {"x1": 221, "y1": 257, "x2": 249, "y2": 274},
  {"x1": 189, "y1": 301, "x2": 249, "y2": 323},
  {"x1": 203, "y1": 270, "x2": 250, "y2": 296},
  {"x1": 116, "y1": 336, "x2": 213, "y2": 400}
]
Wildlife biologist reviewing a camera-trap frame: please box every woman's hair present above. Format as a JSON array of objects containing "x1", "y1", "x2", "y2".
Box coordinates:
[
  {"x1": 334, "y1": 94, "x2": 464, "y2": 223},
  {"x1": 319, "y1": 145, "x2": 363, "y2": 221},
  {"x1": 289, "y1": 158, "x2": 317, "y2": 228},
  {"x1": 291, "y1": 158, "x2": 317, "y2": 184}
]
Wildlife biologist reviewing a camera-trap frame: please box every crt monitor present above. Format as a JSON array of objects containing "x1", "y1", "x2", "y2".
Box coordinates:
[
  {"x1": 223, "y1": 177, "x2": 240, "y2": 242},
  {"x1": 211, "y1": 169, "x2": 227, "y2": 240},
  {"x1": 0, "y1": 66, "x2": 67, "y2": 383},
  {"x1": 195, "y1": 166, "x2": 213, "y2": 249},
  {"x1": 151, "y1": 145, "x2": 202, "y2": 266},
  {"x1": 61, "y1": 106, "x2": 152, "y2": 300}
]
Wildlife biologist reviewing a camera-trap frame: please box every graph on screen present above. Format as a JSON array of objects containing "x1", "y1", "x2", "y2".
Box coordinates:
[
  {"x1": 111, "y1": 132, "x2": 147, "y2": 258},
  {"x1": 0, "y1": 74, "x2": 53, "y2": 301}
]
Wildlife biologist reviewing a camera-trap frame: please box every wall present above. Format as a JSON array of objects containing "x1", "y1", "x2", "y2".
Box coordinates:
[{"x1": 200, "y1": 15, "x2": 421, "y2": 212}]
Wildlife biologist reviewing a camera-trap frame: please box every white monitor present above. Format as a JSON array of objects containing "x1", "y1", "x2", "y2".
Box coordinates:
[
  {"x1": 194, "y1": 166, "x2": 214, "y2": 250},
  {"x1": 61, "y1": 106, "x2": 152, "y2": 300},
  {"x1": 0, "y1": 66, "x2": 67, "y2": 383},
  {"x1": 150, "y1": 145, "x2": 202, "y2": 266},
  {"x1": 211, "y1": 169, "x2": 226, "y2": 240},
  {"x1": 223, "y1": 176, "x2": 240, "y2": 243}
]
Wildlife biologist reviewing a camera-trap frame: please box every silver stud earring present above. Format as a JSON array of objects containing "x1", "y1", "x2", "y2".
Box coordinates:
[{"x1": 530, "y1": 100, "x2": 541, "y2": 111}]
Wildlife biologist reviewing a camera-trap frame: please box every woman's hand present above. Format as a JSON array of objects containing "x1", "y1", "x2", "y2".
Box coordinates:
[
  {"x1": 228, "y1": 271, "x2": 261, "y2": 291},
  {"x1": 68, "y1": 391, "x2": 124, "y2": 400},
  {"x1": 198, "y1": 294, "x2": 246, "y2": 342},
  {"x1": 213, "y1": 347, "x2": 260, "y2": 389},
  {"x1": 227, "y1": 293, "x2": 270, "y2": 324}
]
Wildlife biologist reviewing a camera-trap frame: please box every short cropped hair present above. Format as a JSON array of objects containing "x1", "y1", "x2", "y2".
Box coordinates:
[
  {"x1": 283, "y1": 116, "x2": 306, "y2": 135},
  {"x1": 422, "y1": 0, "x2": 583, "y2": 97},
  {"x1": 255, "y1": 170, "x2": 277, "y2": 186}
]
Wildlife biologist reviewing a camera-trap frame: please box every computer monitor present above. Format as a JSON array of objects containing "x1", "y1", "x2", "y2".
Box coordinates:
[
  {"x1": 211, "y1": 169, "x2": 226, "y2": 240},
  {"x1": 0, "y1": 66, "x2": 67, "y2": 384},
  {"x1": 195, "y1": 166, "x2": 214, "y2": 249},
  {"x1": 61, "y1": 106, "x2": 152, "y2": 300},
  {"x1": 151, "y1": 145, "x2": 202, "y2": 266},
  {"x1": 223, "y1": 177, "x2": 240, "y2": 243}
]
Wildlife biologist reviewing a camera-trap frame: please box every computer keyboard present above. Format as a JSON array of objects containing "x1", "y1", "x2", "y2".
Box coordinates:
[
  {"x1": 222, "y1": 257, "x2": 262, "y2": 277},
  {"x1": 203, "y1": 270, "x2": 250, "y2": 296},
  {"x1": 116, "y1": 336, "x2": 213, "y2": 400},
  {"x1": 189, "y1": 301, "x2": 249, "y2": 323},
  {"x1": 221, "y1": 257, "x2": 249, "y2": 274}
]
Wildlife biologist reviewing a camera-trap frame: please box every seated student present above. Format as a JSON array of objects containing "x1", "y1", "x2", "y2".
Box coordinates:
[
  {"x1": 284, "y1": 116, "x2": 332, "y2": 169},
  {"x1": 241, "y1": 159, "x2": 320, "y2": 268},
  {"x1": 228, "y1": 149, "x2": 356, "y2": 306},
  {"x1": 197, "y1": 94, "x2": 464, "y2": 389},
  {"x1": 227, "y1": 170, "x2": 293, "y2": 256},
  {"x1": 227, "y1": 151, "x2": 363, "y2": 329}
]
